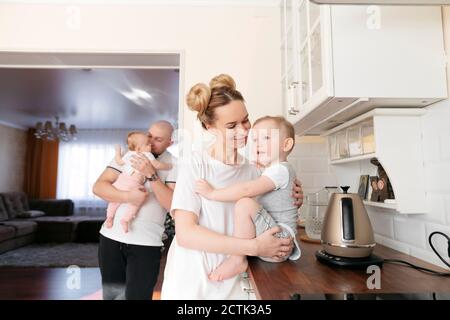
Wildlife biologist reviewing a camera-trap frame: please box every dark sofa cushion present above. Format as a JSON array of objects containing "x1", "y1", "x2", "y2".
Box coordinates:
[
  {"x1": 2, "y1": 220, "x2": 38, "y2": 237},
  {"x1": 0, "y1": 196, "x2": 8, "y2": 222},
  {"x1": 15, "y1": 210, "x2": 46, "y2": 219},
  {"x1": 2, "y1": 192, "x2": 29, "y2": 219},
  {"x1": 29, "y1": 199, "x2": 74, "y2": 217},
  {"x1": 0, "y1": 225, "x2": 16, "y2": 242}
]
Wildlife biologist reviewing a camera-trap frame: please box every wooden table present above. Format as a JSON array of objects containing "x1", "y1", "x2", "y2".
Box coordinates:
[{"x1": 247, "y1": 229, "x2": 450, "y2": 300}]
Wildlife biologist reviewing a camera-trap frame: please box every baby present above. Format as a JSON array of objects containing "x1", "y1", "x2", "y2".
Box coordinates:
[
  {"x1": 195, "y1": 116, "x2": 301, "y2": 281},
  {"x1": 106, "y1": 131, "x2": 172, "y2": 233}
]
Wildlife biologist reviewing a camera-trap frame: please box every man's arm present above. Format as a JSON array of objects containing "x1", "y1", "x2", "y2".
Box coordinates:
[
  {"x1": 92, "y1": 167, "x2": 148, "y2": 206},
  {"x1": 195, "y1": 176, "x2": 275, "y2": 202},
  {"x1": 148, "y1": 180, "x2": 175, "y2": 211},
  {"x1": 130, "y1": 153, "x2": 175, "y2": 211}
]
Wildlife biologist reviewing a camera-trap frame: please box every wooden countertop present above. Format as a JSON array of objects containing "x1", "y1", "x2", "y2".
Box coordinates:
[{"x1": 247, "y1": 228, "x2": 450, "y2": 300}]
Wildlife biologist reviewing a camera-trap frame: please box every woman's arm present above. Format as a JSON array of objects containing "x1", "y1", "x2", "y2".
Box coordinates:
[
  {"x1": 92, "y1": 168, "x2": 148, "y2": 206},
  {"x1": 195, "y1": 176, "x2": 275, "y2": 202},
  {"x1": 175, "y1": 210, "x2": 293, "y2": 258}
]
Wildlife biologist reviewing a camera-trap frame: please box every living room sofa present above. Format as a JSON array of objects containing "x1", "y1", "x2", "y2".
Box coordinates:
[{"x1": 0, "y1": 192, "x2": 104, "y2": 254}]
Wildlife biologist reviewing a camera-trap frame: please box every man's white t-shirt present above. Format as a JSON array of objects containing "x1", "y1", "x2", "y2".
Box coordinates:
[
  {"x1": 161, "y1": 151, "x2": 260, "y2": 300},
  {"x1": 99, "y1": 150, "x2": 177, "y2": 247}
]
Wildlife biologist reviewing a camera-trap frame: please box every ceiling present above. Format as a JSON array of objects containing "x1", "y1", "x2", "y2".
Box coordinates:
[{"x1": 0, "y1": 68, "x2": 180, "y2": 130}]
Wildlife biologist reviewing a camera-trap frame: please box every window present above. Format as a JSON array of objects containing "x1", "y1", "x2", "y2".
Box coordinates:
[{"x1": 56, "y1": 129, "x2": 130, "y2": 215}]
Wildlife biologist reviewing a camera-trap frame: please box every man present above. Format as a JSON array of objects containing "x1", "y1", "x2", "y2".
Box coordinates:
[{"x1": 93, "y1": 120, "x2": 177, "y2": 300}]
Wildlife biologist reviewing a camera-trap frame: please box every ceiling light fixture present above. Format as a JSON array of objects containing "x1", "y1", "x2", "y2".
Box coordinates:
[{"x1": 34, "y1": 116, "x2": 77, "y2": 142}]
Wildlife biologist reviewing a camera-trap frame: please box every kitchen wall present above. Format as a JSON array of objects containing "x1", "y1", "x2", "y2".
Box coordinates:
[
  {"x1": 288, "y1": 135, "x2": 338, "y2": 220},
  {"x1": 366, "y1": 100, "x2": 450, "y2": 269},
  {"x1": 0, "y1": 123, "x2": 27, "y2": 193},
  {"x1": 289, "y1": 105, "x2": 450, "y2": 269},
  {"x1": 359, "y1": 8, "x2": 450, "y2": 269},
  {"x1": 0, "y1": 2, "x2": 282, "y2": 139}
]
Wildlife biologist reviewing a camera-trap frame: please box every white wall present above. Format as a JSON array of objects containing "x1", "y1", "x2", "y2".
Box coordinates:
[
  {"x1": 0, "y1": 123, "x2": 27, "y2": 193},
  {"x1": 362, "y1": 8, "x2": 450, "y2": 269},
  {"x1": 0, "y1": 3, "x2": 282, "y2": 136}
]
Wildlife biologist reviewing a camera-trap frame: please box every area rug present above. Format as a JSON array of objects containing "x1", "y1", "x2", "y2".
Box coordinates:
[{"x1": 0, "y1": 243, "x2": 99, "y2": 268}]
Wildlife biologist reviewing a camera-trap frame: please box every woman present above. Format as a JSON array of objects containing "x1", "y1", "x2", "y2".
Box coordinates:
[{"x1": 161, "y1": 74, "x2": 303, "y2": 300}]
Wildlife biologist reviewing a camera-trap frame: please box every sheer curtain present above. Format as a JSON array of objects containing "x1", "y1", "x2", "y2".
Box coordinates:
[{"x1": 56, "y1": 129, "x2": 131, "y2": 216}]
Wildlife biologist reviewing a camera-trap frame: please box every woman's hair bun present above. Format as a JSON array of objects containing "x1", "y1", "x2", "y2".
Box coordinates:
[
  {"x1": 186, "y1": 83, "x2": 211, "y2": 115},
  {"x1": 209, "y1": 74, "x2": 236, "y2": 91}
]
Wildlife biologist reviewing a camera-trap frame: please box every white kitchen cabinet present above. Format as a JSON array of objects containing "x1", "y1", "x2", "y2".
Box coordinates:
[
  {"x1": 280, "y1": 1, "x2": 447, "y2": 135},
  {"x1": 322, "y1": 108, "x2": 427, "y2": 214}
]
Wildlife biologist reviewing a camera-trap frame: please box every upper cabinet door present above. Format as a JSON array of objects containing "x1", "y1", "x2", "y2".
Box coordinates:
[
  {"x1": 281, "y1": 0, "x2": 300, "y2": 118},
  {"x1": 281, "y1": 3, "x2": 447, "y2": 135},
  {"x1": 281, "y1": 0, "x2": 333, "y2": 120}
]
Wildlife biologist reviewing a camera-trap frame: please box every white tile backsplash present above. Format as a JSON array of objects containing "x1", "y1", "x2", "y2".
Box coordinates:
[
  {"x1": 368, "y1": 211, "x2": 394, "y2": 238},
  {"x1": 313, "y1": 174, "x2": 338, "y2": 189},
  {"x1": 374, "y1": 234, "x2": 410, "y2": 255},
  {"x1": 393, "y1": 217, "x2": 427, "y2": 249},
  {"x1": 409, "y1": 246, "x2": 449, "y2": 269},
  {"x1": 425, "y1": 163, "x2": 450, "y2": 194},
  {"x1": 425, "y1": 223, "x2": 450, "y2": 255},
  {"x1": 445, "y1": 196, "x2": 450, "y2": 224},
  {"x1": 439, "y1": 129, "x2": 450, "y2": 161},
  {"x1": 424, "y1": 194, "x2": 447, "y2": 225},
  {"x1": 299, "y1": 158, "x2": 330, "y2": 173}
]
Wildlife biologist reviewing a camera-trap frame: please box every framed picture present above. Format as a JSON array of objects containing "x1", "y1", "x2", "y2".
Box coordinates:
[{"x1": 358, "y1": 175, "x2": 369, "y2": 200}]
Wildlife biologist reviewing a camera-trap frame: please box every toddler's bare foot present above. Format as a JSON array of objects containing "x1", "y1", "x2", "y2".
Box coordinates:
[
  {"x1": 208, "y1": 256, "x2": 248, "y2": 282},
  {"x1": 120, "y1": 220, "x2": 129, "y2": 233},
  {"x1": 105, "y1": 217, "x2": 114, "y2": 229}
]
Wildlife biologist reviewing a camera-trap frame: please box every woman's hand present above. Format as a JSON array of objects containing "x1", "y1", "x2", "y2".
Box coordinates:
[
  {"x1": 195, "y1": 179, "x2": 215, "y2": 199},
  {"x1": 292, "y1": 178, "x2": 304, "y2": 208},
  {"x1": 126, "y1": 186, "x2": 148, "y2": 207},
  {"x1": 254, "y1": 226, "x2": 294, "y2": 259},
  {"x1": 131, "y1": 153, "x2": 156, "y2": 178}
]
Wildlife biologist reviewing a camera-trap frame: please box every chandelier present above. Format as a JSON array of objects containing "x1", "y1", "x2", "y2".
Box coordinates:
[{"x1": 34, "y1": 116, "x2": 77, "y2": 142}]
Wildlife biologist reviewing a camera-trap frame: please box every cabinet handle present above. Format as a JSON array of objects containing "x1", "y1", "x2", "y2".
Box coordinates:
[
  {"x1": 288, "y1": 81, "x2": 300, "y2": 115},
  {"x1": 288, "y1": 107, "x2": 300, "y2": 115},
  {"x1": 289, "y1": 81, "x2": 299, "y2": 89}
]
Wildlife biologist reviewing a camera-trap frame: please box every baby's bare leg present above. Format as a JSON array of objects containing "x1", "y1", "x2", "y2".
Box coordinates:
[
  {"x1": 120, "y1": 204, "x2": 140, "y2": 233},
  {"x1": 106, "y1": 202, "x2": 121, "y2": 228},
  {"x1": 209, "y1": 197, "x2": 259, "y2": 282}
]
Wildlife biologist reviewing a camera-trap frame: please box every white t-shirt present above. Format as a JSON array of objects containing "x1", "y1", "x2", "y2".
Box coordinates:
[
  {"x1": 99, "y1": 150, "x2": 178, "y2": 246},
  {"x1": 122, "y1": 151, "x2": 155, "y2": 176},
  {"x1": 261, "y1": 162, "x2": 290, "y2": 190},
  {"x1": 161, "y1": 151, "x2": 260, "y2": 300}
]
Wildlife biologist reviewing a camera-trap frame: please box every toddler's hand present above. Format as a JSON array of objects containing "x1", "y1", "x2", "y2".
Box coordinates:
[{"x1": 195, "y1": 179, "x2": 214, "y2": 198}]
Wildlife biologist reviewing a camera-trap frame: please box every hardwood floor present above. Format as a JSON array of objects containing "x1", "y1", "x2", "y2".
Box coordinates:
[{"x1": 0, "y1": 248, "x2": 167, "y2": 300}]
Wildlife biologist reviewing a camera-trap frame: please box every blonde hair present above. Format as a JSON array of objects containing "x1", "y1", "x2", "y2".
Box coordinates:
[
  {"x1": 253, "y1": 116, "x2": 296, "y2": 153},
  {"x1": 127, "y1": 131, "x2": 145, "y2": 151},
  {"x1": 186, "y1": 74, "x2": 245, "y2": 129}
]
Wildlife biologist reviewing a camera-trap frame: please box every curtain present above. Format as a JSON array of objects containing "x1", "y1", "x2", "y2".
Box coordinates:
[
  {"x1": 24, "y1": 129, "x2": 59, "y2": 199},
  {"x1": 56, "y1": 129, "x2": 130, "y2": 216}
]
